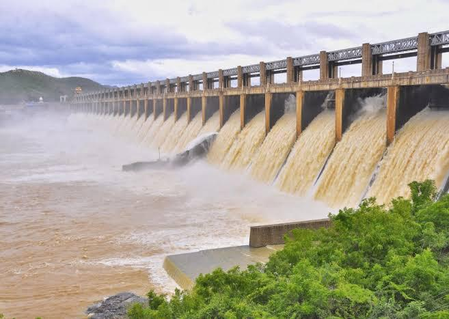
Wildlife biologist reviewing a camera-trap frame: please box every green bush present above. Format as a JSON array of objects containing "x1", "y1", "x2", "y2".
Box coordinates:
[{"x1": 130, "y1": 180, "x2": 449, "y2": 318}]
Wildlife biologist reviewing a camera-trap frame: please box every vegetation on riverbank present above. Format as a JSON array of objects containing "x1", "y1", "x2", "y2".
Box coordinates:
[
  {"x1": 0, "y1": 69, "x2": 105, "y2": 104},
  {"x1": 129, "y1": 180, "x2": 449, "y2": 318}
]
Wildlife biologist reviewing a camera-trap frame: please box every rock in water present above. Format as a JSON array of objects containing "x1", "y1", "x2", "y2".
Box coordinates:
[
  {"x1": 122, "y1": 159, "x2": 170, "y2": 171},
  {"x1": 86, "y1": 292, "x2": 147, "y2": 319},
  {"x1": 172, "y1": 132, "x2": 217, "y2": 167},
  {"x1": 122, "y1": 132, "x2": 217, "y2": 172}
]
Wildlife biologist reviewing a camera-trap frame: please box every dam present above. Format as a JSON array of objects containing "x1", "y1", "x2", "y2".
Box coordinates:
[
  {"x1": 2, "y1": 31, "x2": 449, "y2": 318},
  {"x1": 71, "y1": 30, "x2": 449, "y2": 207},
  {"x1": 56, "y1": 29, "x2": 449, "y2": 310}
]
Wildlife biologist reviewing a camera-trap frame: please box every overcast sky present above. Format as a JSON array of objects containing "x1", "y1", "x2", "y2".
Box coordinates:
[{"x1": 1, "y1": 0, "x2": 448, "y2": 86}]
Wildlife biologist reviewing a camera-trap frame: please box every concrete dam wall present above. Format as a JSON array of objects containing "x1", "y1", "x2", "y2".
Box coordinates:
[
  {"x1": 70, "y1": 82, "x2": 449, "y2": 208},
  {"x1": 71, "y1": 30, "x2": 449, "y2": 207}
]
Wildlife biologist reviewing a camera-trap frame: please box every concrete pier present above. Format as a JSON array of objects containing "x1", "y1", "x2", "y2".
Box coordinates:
[
  {"x1": 387, "y1": 86, "x2": 399, "y2": 145},
  {"x1": 335, "y1": 87, "x2": 384, "y2": 142},
  {"x1": 164, "y1": 98, "x2": 174, "y2": 121},
  {"x1": 204, "y1": 96, "x2": 219, "y2": 124},
  {"x1": 296, "y1": 90, "x2": 331, "y2": 137},
  {"x1": 387, "y1": 84, "x2": 449, "y2": 144},
  {"x1": 154, "y1": 99, "x2": 162, "y2": 120},
  {"x1": 242, "y1": 94, "x2": 264, "y2": 129},
  {"x1": 174, "y1": 97, "x2": 187, "y2": 122},
  {"x1": 264, "y1": 92, "x2": 272, "y2": 134},
  {"x1": 266, "y1": 93, "x2": 291, "y2": 134},
  {"x1": 190, "y1": 97, "x2": 201, "y2": 122},
  {"x1": 335, "y1": 89, "x2": 345, "y2": 141},
  {"x1": 144, "y1": 97, "x2": 151, "y2": 120},
  {"x1": 221, "y1": 95, "x2": 239, "y2": 127}
]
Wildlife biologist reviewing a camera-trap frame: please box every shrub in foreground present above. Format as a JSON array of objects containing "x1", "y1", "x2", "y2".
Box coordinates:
[{"x1": 130, "y1": 180, "x2": 449, "y2": 318}]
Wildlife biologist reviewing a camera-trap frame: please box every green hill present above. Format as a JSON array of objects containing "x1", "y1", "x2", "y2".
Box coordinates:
[{"x1": 0, "y1": 69, "x2": 107, "y2": 104}]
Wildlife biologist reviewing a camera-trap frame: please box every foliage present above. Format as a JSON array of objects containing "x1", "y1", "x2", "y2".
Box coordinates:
[
  {"x1": 0, "y1": 69, "x2": 105, "y2": 104},
  {"x1": 129, "y1": 180, "x2": 449, "y2": 318}
]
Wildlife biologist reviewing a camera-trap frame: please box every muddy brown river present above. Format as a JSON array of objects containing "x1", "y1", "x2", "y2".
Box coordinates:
[{"x1": 0, "y1": 112, "x2": 329, "y2": 318}]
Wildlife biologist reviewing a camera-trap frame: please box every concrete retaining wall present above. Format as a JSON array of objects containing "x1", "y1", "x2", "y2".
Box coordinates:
[{"x1": 249, "y1": 218, "x2": 331, "y2": 248}]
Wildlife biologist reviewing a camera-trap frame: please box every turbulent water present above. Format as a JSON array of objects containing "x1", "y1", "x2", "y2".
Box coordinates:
[
  {"x1": 111, "y1": 114, "x2": 127, "y2": 135},
  {"x1": 314, "y1": 97, "x2": 387, "y2": 208},
  {"x1": 276, "y1": 110, "x2": 335, "y2": 196},
  {"x1": 143, "y1": 115, "x2": 164, "y2": 147},
  {"x1": 368, "y1": 108, "x2": 449, "y2": 204},
  {"x1": 0, "y1": 111, "x2": 330, "y2": 319},
  {"x1": 250, "y1": 112, "x2": 297, "y2": 184},
  {"x1": 160, "y1": 113, "x2": 189, "y2": 153},
  {"x1": 221, "y1": 111, "x2": 266, "y2": 171},
  {"x1": 119, "y1": 115, "x2": 143, "y2": 143},
  {"x1": 174, "y1": 112, "x2": 204, "y2": 152},
  {"x1": 130, "y1": 115, "x2": 146, "y2": 142},
  {"x1": 207, "y1": 110, "x2": 241, "y2": 164},
  {"x1": 4, "y1": 97, "x2": 449, "y2": 318},
  {"x1": 199, "y1": 111, "x2": 220, "y2": 135},
  {"x1": 151, "y1": 114, "x2": 176, "y2": 148},
  {"x1": 137, "y1": 116, "x2": 154, "y2": 143},
  {"x1": 117, "y1": 114, "x2": 138, "y2": 138}
]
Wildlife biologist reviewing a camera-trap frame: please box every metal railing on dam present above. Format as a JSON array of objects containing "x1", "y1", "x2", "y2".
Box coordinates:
[{"x1": 71, "y1": 30, "x2": 449, "y2": 145}]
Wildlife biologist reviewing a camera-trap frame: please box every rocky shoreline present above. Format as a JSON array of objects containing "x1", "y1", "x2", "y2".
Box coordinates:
[{"x1": 86, "y1": 292, "x2": 147, "y2": 319}]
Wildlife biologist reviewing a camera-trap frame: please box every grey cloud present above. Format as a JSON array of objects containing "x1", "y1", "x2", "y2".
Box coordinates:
[
  {"x1": 226, "y1": 20, "x2": 359, "y2": 52},
  {"x1": 0, "y1": 3, "x2": 196, "y2": 65},
  {"x1": 51, "y1": 62, "x2": 151, "y2": 86},
  {"x1": 0, "y1": 16, "x2": 191, "y2": 65},
  {"x1": 0, "y1": 1, "x2": 367, "y2": 85},
  {"x1": 0, "y1": 8, "x2": 278, "y2": 78},
  {"x1": 0, "y1": 4, "x2": 275, "y2": 78},
  {"x1": 307, "y1": 10, "x2": 399, "y2": 19}
]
